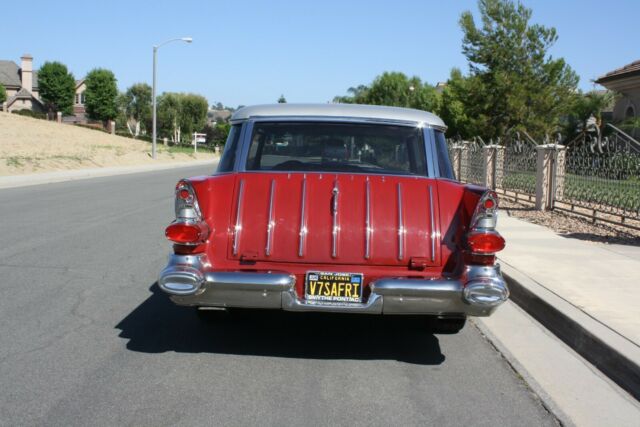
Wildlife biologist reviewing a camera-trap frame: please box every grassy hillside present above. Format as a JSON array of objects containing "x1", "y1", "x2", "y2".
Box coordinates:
[{"x1": 0, "y1": 113, "x2": 216, "y2": 175}]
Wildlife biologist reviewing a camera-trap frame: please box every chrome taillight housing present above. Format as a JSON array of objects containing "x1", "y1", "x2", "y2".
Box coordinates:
[
  {"x1": 470, "y1": 190, "x2": 499, "y2": 231},
  {"x1": 175, "y1": 180, "x2": 202, "y2": 221},
  {"x1": 166, "y1": 180, "x2": 209, "y2": 246},
  {"x1": 464, "y1": 190, "x2": 505, "y2": 265}
]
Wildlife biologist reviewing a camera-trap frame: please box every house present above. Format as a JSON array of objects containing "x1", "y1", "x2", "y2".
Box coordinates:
[
  {"x1": 595, "y1": 59, "x2": 640, "y2": 122},
  {"x1": 1, "y1": 53, "x2": 86, "y2": 122},
  {"x1": 0, "y1": 54, "x2": 44, "y2": 112},
  {"x1": 207, "y1": 108, "x2": 232, "y2": 125},
  {"x1": 66, "y1": 79, "x2": 87, "y2": 123}
]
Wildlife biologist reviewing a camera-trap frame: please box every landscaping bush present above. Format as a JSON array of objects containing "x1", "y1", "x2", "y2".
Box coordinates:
[
  {"x1": 11, "y1": 109, "x2": 47, "y2": 120},
  {"x1": 75, "y1": 122, "x2": 107, "y2": 132}
]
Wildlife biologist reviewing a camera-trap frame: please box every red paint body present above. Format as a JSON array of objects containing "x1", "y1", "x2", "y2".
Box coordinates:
[{"x1": 179, "y1": 173, "x2": 485, "y2": 298}]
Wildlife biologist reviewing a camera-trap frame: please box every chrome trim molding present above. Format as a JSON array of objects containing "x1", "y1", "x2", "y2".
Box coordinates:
[
  {"x1": 365, "y1": 179, "x2": 371, "y2": 260},
  {"x1": 331, "y1": 180, "x2": 340, "y2": 258},
  {"x1": 397, "y1": 183, "x2": 404, "y2": 261},
  {"x1": 428, "y1": 185, "x2": 435, "y2": 262},
  {"x1": 298, "y1": 176, "x2": 307, "y2": 257},
  {"x1": 232, "y1": 179, "x2": 245, "y2": 256},
  {"x1": 265, "y1": 179, "x2": 276, "y2": 256}
]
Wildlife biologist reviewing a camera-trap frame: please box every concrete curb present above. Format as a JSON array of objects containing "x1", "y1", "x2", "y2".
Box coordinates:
[
  {"x1": 500, "y1": 261, "x2": 640, "y2": 401},
  {"x1": 472, "y1": 317, "x2": 575, "y2": 427},
  {"x1": 0, "y1": 158, "x2": 218, "y2": 190}
]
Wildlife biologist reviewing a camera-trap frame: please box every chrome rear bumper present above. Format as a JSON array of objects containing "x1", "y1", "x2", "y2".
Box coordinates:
[{"x1": 159, "y1": 255, "x2": 509, "y2": 316}]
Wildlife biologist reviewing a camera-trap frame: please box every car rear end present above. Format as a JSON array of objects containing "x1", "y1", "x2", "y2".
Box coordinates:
[{"x1": 158, "y1": 105, "x2": 508, "y2": 325}]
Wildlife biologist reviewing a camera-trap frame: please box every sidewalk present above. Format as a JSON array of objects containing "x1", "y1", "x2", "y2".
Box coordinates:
[
  {"x1": 0, "y1": 158, "x2": 218, "y2": 189},
  {"x1": 496, "y1": 213, "x2": 640, "y2": 399}
]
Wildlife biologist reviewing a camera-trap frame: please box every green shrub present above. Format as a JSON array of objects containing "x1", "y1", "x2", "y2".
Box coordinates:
[{"x1": 11, "y1": 109, "x2": 47, "y2": 119}]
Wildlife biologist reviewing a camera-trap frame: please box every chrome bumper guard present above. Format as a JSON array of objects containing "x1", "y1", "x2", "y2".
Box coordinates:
[{"x1": 159, "y1": 255, "x2": 509, "y2": 316}]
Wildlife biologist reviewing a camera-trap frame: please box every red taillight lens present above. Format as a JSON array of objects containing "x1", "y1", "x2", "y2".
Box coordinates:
[
  {"x1": 165, "y1": 222, "x2": 209, "y2": 245},
  {"x1": 178, "y1": 189, "x2": 191, "y2": 200},
  {"x1": 467, "y1": 231, "x2": 505, "y2": 254},
  {"x1": 483, "y1": 198, "x2": 495, "y2": 209}
]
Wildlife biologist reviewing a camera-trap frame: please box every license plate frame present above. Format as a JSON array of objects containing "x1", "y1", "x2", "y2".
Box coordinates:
[{"x1": 305, "y1": 271, "x2": 364, "y2": 303}]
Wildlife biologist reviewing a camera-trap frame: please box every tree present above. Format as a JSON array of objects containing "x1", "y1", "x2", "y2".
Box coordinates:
[
  {"x1": 333, "y1": 85, "x2": 370, "y2": 104},
  {"x1": 562, "y1": 90, "x2": 615, "y2": 138},
  {"x1": 202, "y1": 122, "x2": 231, "y2": 146},
  {"x1": 157, "y1": 92, "x2": 182, "y2": 143},
  {"x1": 115, "y1": 92, "x2": 129, "y2": 131},
  {"x1": 0, "y1": 84, "x2": 6, "y2": 104},
  {"x1": 277, "y1": 94, "x2": 287, "y2": 103},
  {"x1": 333, "y1": 72, "x2": 438, "y2": 112},
  {"x1": 458, "y1": 0, "x2": 578, "y2": 139},
  {"x1": 37, "y1": 61, "x2": 75, "y2": 116},
  {"x1": 179, "y1": 93, "x2": 209, "y2": 138},
  {"x1": 157, "y1": 92, "x2": 209, "y2": 144},
  {"x1": 84, "y1": 68, "x2": 118, "y2": 122},
  {"x1": 437, "y1": 69, "x2": 484, "y2": 139},
  {"x1": 120, "y1": 83, "x2": 152, "y2": 137}
]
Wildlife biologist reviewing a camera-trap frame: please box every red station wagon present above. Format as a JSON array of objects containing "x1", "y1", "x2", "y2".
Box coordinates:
[{"x1": 159, "y1": 104, "x2": 508, "y2": 333}]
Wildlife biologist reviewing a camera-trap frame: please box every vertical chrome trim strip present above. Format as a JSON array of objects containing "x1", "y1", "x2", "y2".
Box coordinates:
[
  {"x1": 397, "y1": 183, "x2": 404, "y2": 261},
  {"x1": 331, "y1": 180, "x2": 340, "y2": 258},
  {"x1": 365, "y1": 179, "x2": 371, "y2": 260},
  {"x1": 265, "y1": 179, "x2": 276, "y2": 256},
  {"x1": 233, "y1": 179, "x2": 245, "y2": 256},
  {"x1": 429, "y1": 185, "x2": 435, "y2": 262},
  {"x1": 298, "y1": 177, "x2": 307, "y2": 257}
]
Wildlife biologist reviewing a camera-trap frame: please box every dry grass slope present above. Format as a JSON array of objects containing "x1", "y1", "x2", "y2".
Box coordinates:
[{"x1": 0, "y1": 113, "x2": 215, "y2": 176}]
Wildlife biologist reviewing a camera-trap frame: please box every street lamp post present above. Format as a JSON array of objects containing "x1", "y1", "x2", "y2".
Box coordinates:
[{"x1": 152, "y1": 37, "x2": 192, "y2": 159}]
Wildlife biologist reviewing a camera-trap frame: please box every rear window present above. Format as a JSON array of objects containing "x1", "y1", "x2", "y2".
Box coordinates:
[{"x1": 245, "y1": 122, "x2": 428, "y2": 176}]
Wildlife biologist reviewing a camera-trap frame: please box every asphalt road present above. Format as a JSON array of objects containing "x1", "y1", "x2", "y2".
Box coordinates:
[{"x1": 0, "y1": 165, "x2": 558, "y2": 426}]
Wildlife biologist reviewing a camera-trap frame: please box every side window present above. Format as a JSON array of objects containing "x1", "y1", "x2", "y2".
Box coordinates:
[
  {"x1": 434, "y1": 130, "x2": 454, "y2": 179},
  {"x1": 217, "y1": 124, "x2": 242, "y2": 173}
]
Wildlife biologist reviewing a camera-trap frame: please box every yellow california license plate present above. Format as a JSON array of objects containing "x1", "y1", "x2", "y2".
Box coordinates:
[{"x1": 305, "y1": 271, "x2": 363, "y2": 303}]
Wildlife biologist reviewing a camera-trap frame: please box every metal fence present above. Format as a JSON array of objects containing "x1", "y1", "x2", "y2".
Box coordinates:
[
  {"x1": 500, "y1": 134, "x2": 537, "y2": 203},
  {"x1": 554, "y1": 125, "x2": 640, "y2": 229},
  {"x1": 447, "y1": 124, "x2": 640, "y2": 231},
  {"x1": 464, "y1": 139, "x2": 485, "y2": 185}
]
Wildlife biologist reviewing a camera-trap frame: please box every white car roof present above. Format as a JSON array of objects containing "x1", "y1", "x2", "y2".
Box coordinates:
[{"x1": 231, "y1": 103, "x2": 446, "y2": 129}]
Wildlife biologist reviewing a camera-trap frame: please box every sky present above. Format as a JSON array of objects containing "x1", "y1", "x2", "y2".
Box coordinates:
[{"x1": 2, "y1": 0, "x2": 638, "y2": 108}]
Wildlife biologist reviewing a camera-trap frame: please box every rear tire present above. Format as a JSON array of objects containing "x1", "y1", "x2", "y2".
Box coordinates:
[{"x1": 427, "y1": 317, "x2": 467, "y2": 334}]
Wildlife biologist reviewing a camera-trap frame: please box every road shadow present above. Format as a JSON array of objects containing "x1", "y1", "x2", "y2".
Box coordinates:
[
  {"x1": 559, "y1": 232, "x2": 640, "y2": 247},
  {"x1": 115, "y1": 283, "x2": 445, "y2": 365}
]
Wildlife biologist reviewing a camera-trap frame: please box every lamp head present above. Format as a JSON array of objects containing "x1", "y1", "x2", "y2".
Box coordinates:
[{"x1": 182, "y1": 37, "x2": 193, "y2": 43}]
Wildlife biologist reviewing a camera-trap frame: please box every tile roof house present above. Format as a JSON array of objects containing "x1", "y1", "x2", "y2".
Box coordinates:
[
  {"x1": 595, "y1": 59, "x2": 640, "y2": 123},
  {"x1": 0, "y1": 54, "x2": 44, "y2": 113}
]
